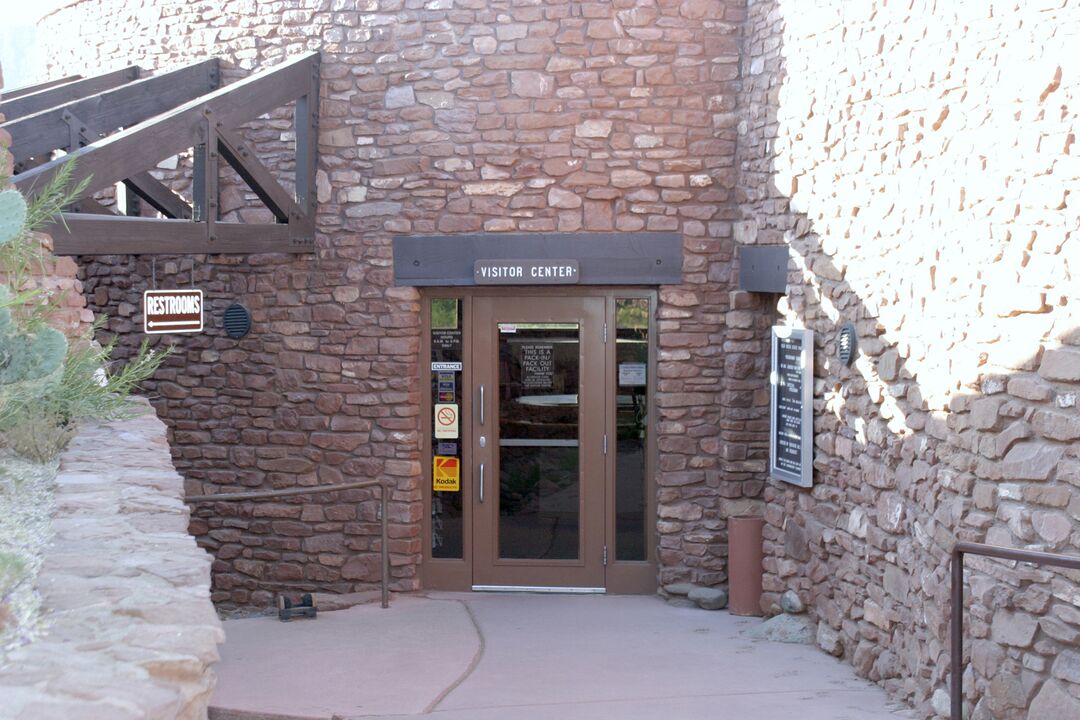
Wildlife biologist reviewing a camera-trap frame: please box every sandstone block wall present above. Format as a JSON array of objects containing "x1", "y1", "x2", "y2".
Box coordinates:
[
  {"x1": 0, "y1": 401, "x2": 223, "y2": 719},
  {"x1": 38, "y1": 0, "x2": 756, "y2": 606},
  {"x1": 0, "y1": 99, "x2": 93, "y2": 339},
  {"x1": 739, "y1": 1, "x2": 1080, "y2": 718}
]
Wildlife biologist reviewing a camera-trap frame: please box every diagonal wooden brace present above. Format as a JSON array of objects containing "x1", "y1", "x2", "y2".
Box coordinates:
[
  {"x1": 63, "y1": 110, "x2": 194, "y2": 220},
  {"x1": 216, "y1": 126, "x2": 302, "y2": 224}
]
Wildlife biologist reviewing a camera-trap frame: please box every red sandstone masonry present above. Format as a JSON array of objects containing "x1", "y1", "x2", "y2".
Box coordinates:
[
  {"x1": 0, "y1": 403, "x2": 224, "y2": 719},
  {"x1": 31, "y1": 4, "x2": 1080, "y2": 718},
  {"x1": 738, "y1": 1, "x2": 1080, "y2": 718},
  {"x1": 0, "y1": 98, "x2": 92, "y2": 338},
  {"x1": 39, "y1": 0, "x2": 752, "y2": 608}
]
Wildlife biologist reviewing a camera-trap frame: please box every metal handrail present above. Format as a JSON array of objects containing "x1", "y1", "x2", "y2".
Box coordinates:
[
  {"x1": 951, "y1": 541, "x2": 1080, "y2": 719},
  {"x1": 185, "y1": 479, "x2": 392, "y2": 609}
]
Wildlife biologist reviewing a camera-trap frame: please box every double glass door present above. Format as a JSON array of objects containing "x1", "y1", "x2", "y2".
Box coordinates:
[{"x1": 424, "y1": 291, "x2": 655, "y2": 593}]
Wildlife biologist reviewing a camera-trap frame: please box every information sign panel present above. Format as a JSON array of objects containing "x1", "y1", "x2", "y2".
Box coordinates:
[
  {"x1": 143, "y1": 289, "x2": 203, "y2": 334},
  {"x1": 770, "y1": 326, "x2": 814, "y2": 487},
  {"x1": 520, "y1": 344, "x2": 554, "y2": 389},
  {"x1": 618, "y1": 362, "x2": 647, "y2": 387}
]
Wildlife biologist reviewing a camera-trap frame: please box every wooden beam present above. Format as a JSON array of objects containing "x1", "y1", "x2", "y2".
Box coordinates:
[
  {"x1": 192, "y1": 143, "x2": 208, "y2": 222},
  {"x1": 0, "y1": 66, "x2": 140, "y2": 121},
  {"x1": 68, "y1": 197, "x2": 118, "y2": 216},
  {"x1": 64, "y1": 117, "x2": 193, "y2": 220},
  {"x1": 217, "y1": 127, "x2": 300, "y2": 223},
  {"x1": 294, "y1": 54, "x2": 321, "y2": 232},
  {"x1": 14, "y1": 53, "x2": 318, "y2": 204},
  {"x1": 204, "y1": 116, "x2": 220, "y2": 238},
  {"x1": 62, "y1": 116, "x2": 194, "y2": 220},
  {"x1": 3, "y1": 59, "x2": 218, "y2": 164},
  {"x1": 122, "y1": 172, "x2": 193, "y2": 219},
  {"x1": 48, "y1": 215, "x2": 300, "y2": 255},
  {"x1": 1, "y1": 74, "x2": 83, "y2": 101}
]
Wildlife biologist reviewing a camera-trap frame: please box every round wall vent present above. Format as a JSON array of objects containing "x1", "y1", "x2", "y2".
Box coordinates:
[
  {"x1": 837, "y1": 324, "x2": 857, "y2": 366},
  {"x1": 223, "y1": 303, "x2": 251, "y2": 339}
]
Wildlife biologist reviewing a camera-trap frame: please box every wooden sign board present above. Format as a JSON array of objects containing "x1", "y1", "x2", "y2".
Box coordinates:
[
  {"x1": 143, "y1": 289, "x2": 203, "y2": 334},
  {"x1": 770, "y1": 326, "x2": 814, "y2": 487}
]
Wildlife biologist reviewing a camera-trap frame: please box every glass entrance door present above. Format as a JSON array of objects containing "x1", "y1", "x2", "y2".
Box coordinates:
[{"x1": 472, "y1": 296, "x2": 606, "y2": 589}]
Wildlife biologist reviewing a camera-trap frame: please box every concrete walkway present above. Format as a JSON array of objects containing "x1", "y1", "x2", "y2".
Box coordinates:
[{"x1": 210, "y1": 593, "x2": 916, "y2": 720}]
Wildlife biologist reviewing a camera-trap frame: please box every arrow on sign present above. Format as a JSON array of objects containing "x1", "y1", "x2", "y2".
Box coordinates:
[
  {"x1": 143, "y1": 289, "x2": 204, "y2": 335},
  {"x1": 147, "y1": 320, "x2": 201, "y2": 328}
]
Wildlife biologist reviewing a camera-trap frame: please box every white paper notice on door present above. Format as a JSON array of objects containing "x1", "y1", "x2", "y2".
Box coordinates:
[{"x1": 618, "y1": 362, "x2": 647, "y2": 387}]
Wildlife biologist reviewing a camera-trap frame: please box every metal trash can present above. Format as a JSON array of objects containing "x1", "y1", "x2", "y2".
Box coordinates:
[{"x1": 728, "y1": 515, "x2": 764, "y2": 616}]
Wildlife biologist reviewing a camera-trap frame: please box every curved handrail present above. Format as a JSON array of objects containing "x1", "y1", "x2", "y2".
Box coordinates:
[{"x1": 185, "y1": 479, "x2": 393, "y2": 609}]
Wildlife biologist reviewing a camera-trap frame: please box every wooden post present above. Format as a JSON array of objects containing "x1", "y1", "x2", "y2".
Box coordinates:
[{"x1": 293, "y1": 53, "x2": 320, "y2": 241}]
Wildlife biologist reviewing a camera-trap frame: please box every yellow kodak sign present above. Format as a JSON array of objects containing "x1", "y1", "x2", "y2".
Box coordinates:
[{"x1": 433, "y1": 455, "x2": 460, "y2": 492}]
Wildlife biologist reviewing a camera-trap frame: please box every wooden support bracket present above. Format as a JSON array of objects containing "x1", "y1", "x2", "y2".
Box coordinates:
[{"x1": 8, "y1": 53, "x2": 321, "y2": 256}]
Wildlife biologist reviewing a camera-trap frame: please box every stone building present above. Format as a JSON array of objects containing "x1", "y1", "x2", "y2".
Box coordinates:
[{"x1": 20, "y1": 0, "x2": 1080, "y2": 718}]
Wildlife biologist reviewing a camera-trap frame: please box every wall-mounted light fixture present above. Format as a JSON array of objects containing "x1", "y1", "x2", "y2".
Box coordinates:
[{"x1": 837, "y1": 324, "x2": 857, "y2": 366}]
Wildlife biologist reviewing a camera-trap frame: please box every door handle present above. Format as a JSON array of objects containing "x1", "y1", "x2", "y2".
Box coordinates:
[
  {"x1": 479, "y1": 384, "x2": 485, "y2": 426},
  {"x1": 479, "y1": 463, "x2": 485, "y2": 503}
]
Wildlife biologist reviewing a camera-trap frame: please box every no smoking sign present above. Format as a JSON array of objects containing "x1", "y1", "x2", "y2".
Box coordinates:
[{"x1": 434, "y1": 403, "x2": 459, "y2": 439}]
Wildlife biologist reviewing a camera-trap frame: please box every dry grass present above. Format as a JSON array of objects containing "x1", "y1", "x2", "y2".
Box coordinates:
[{"x1": 0, "y1": 451, "x2": 56, "y2": 663}]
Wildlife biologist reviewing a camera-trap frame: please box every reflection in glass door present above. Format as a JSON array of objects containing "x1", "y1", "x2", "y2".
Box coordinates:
[
  {"x1": 472, "y1": 296, "x2": 606, "y2": 590},
  {"x1": 497, "y1": 323, "x2": 581, "y2": 560}
]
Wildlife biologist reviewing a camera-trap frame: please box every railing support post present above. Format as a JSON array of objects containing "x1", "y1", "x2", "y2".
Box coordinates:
[
  {"x1": 947, "y1": 542, "x2": 1080, "y2": 720},
  {"x1": 951, "y1": 547, "x2": 964, "y2": 720},
  {"x1": 381, "y1": 480, "x2": 390, "y2": 610}
]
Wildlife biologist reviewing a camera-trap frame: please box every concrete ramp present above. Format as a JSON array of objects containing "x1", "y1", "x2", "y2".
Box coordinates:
[
  {"x1": 209, "y1": 596, "x2": 480, "y2": 719},
  {"x1": 210, "y1": 593, "x2": 914, "y2": 720}
]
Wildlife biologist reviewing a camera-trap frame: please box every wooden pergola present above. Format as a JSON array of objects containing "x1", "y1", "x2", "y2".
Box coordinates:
[{"x1": 1, "y1": 52, "x2": 320, "y2": 255}]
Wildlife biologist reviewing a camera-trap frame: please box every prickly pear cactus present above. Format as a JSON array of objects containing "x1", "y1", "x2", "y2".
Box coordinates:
[
  {"x1": 0, "y1": 189, "x2": 27, "y2": 246},
  {"x1": 0, "y1": 287, "x2": 11, "y2": 338},
  {"x1": 0, "y1": 327, "x2": 66, "y2": 385},
  {"x1": 0, "y1": 284, "x2": 67, "y2": 385}
]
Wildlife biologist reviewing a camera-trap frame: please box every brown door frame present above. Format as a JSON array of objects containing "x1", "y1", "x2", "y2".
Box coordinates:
[
  {"x1": 419, "y1": 287, "x2": 658, "y2": 593},
  {"x1": 603, "y1": 292, "x2": 660, "y2": 594},
  {"x1": 471, "y1": 295, "x2": 606, "y2": 589}
]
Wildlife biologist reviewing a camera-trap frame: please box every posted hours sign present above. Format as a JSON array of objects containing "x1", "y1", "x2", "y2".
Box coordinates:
[
  {"x1": 143, "y1": 289, "x2": 203, "y2": 334},
  {"x1": 769, "y1": 326, "x2": 814, "y2": 487}
]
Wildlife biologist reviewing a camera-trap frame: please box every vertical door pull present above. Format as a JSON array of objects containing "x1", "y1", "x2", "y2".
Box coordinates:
[
  {"x1": 479, "y1": 384, "x2": 485, "y2": 425},
  {"x1": 479, "y1": 463, "x2": 485, "y2": 503}
]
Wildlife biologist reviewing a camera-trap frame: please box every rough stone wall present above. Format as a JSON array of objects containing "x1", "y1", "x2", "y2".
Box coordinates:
[
  {"x1": 38, "y1": 0, "x2": 751, "y2": 604},
  {"x1": 0, "y1": 400, "x2": 224, "y2": 719},
  {"x1": 0, "y1": 90, "x2": 93, "y2": 338},
  {"x1": 738, "y1": 1, "x2": 1080, "y2": 718}
]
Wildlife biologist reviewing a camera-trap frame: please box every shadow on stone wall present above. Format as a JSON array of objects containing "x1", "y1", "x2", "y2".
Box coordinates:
[{"x1": 737, "y1": 1, "x2": 1080, "y2": 718}]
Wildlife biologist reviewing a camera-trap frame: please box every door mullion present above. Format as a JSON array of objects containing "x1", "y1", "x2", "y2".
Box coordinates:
[{"x1": 603, "y1": 294, "x2": 615, "y2": 583}]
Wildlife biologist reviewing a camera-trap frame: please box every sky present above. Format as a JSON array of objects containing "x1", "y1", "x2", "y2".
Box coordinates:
[{"x1": 0, "y1": 2, "x2": 67, "y2": 91}]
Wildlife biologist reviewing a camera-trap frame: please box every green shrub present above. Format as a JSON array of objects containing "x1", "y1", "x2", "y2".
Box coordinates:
[
  {"x1": 0, "y1": 161, "x2": 169, "y2": 461},
  {"x1": 0, "y1": 550, "x2": 28, "y2": 601}
]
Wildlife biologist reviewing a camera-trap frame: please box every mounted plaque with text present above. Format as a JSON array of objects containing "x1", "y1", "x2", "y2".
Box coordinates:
[
  {"x1": 474, "y1": 259, "x2": 579, "y2": 285},
  {"x1": 770, "y1": 326, "x2": 814, "y2": 487}
]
